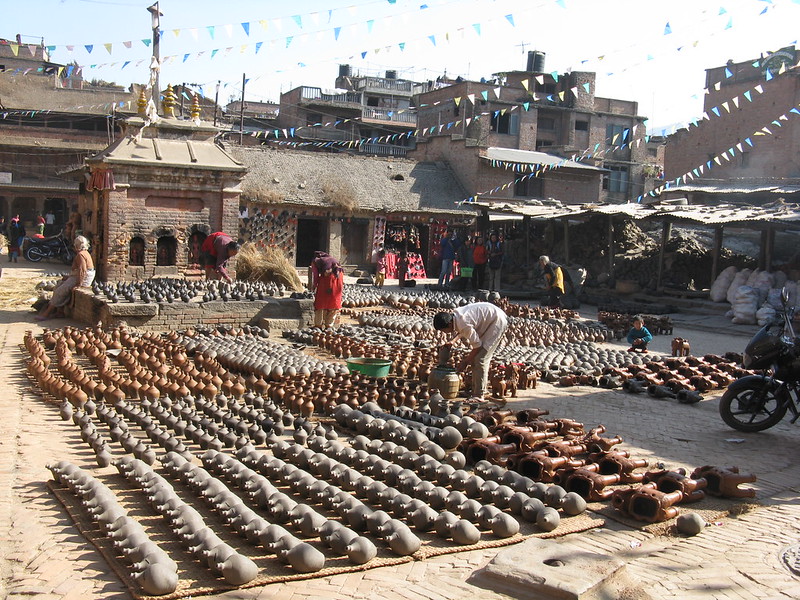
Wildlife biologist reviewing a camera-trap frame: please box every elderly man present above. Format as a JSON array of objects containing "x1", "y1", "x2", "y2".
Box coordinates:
[
  {"x1": 539, "y1": 255, "x2": 564, "y2": 308},
  {"x1": 433, "y1": 302, "x2": 508, "y2": 402}
]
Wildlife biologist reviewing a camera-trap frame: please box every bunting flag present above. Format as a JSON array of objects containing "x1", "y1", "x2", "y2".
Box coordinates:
[
  {"x1": 241, "y1": 22, "x2": 250, "y2": 36},
  {"x1": 664, "y1": 22, "x2": 672, "y2": 35},
  {"x1": 505, "y1": 14, "x2": 514, "y2": 27}
]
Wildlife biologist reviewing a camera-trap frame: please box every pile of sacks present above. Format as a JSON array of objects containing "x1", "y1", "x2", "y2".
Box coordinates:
[{"x1": 709, "y1": 266, "x2": 793, "y2": 325}]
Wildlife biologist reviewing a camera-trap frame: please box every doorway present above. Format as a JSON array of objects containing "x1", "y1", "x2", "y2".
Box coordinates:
[
  {"x1": 296, "y1": 218, "x2": 325, "y2": 267},
  {"x1": 341, "y1": 219, "x2": 369, "y2": 266}
]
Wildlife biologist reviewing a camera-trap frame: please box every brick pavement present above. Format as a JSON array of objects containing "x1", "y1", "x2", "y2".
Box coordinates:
[{"x1": 1, "y1": 265, "x2": 799, "y2": 599}]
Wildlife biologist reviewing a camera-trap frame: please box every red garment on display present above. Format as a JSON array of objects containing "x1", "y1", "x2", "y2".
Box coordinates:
[
  {"x1": 383, "y1": 251, "x2": 426, "y2": 279},
  {"x1": 314, "y1": 271, "x2": 344, "y2": 310}
]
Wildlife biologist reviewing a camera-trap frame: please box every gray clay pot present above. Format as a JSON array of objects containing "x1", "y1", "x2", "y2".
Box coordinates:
[{"x1": 451, "y1": 519, "x2": 481, "y2": 545}]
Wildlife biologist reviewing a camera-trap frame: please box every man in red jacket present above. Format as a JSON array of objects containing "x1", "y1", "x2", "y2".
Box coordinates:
[{"x1": 201, "y1": 231, "x2": 239, "y2": 282}]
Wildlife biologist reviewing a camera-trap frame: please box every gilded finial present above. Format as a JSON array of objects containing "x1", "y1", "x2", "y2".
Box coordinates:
[
  {"x1": 162, "y1": 84, "x2": 177, "y2": 118},
  {"x1": 190, "y1": 94, "x2": 201, "y2": 121},
  {"x1": 137, "y1": 88, "x2": 148, "y2": 116}
]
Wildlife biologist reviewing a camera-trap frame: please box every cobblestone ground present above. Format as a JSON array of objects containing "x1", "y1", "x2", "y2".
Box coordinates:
[{"x1": 1, "y1": 264, "x2": 798, "y2": 600}]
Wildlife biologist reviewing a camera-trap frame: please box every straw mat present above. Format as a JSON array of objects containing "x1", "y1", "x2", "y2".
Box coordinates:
[{"x1": 48, "y1": 481, "x2": 605, "y2": 600}]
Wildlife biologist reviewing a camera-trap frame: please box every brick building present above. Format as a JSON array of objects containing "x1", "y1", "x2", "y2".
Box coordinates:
[
  {"x1": 77, "y1": 101, "x2": 245, "y2": 281},
  {"x1": 0, "y1": 69, "x2": 132, "y2": 231},
  {"x1": 664, "y1": 46, "x2": 800, "y2": 204},
  {"x1": 276, "y1": 65, "x2": 423, "y2": 157},
  {"x1": 409, "y1": 52, "x2": 648, "y2": 205}
]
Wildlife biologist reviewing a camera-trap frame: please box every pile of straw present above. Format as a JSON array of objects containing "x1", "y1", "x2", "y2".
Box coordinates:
[{"x1": 235, "y1": 242, "x2": 304, "y2": 291}]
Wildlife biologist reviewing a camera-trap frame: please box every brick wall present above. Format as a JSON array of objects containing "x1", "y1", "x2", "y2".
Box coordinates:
[{"x1": 69, "y1": 288, "x2": 314, "y2": 331}]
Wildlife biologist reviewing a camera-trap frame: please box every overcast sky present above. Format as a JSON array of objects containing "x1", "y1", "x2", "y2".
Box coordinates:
[{"x1": 4, "y1": 0, "x2": 800, "y2": 133}]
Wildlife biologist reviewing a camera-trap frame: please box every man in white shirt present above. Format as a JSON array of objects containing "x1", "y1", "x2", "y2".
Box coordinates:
[{"x1": 433, "y1": 302, "x2": 508, "y2": 401}]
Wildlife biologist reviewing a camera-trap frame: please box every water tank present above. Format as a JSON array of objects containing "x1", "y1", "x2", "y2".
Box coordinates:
[
  {"x1": 526, "y1": 51, "x2": 546, "y2": 73},
  {"x1": 385, "y1": 70, "x2": 397, "y2": 80},
  {"x1": 339, "y1": 64, "x2": 352, "y2": 78}
]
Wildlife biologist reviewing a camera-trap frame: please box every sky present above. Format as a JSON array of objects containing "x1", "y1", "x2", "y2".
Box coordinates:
[{"x1": 4, "y1": 0, "x2": 800, "y2": 134}]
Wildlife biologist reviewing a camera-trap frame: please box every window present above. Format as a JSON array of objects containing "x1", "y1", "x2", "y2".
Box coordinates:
[
  {"x1": 647, "y1": 147, "x2": 658, "y2": 157},
  {"x1": 306, "y1": 112, "x2": 322, "y2": 126},
  {"x1": 129, "y1": 237, "x2": 145, "y2": 266},
  {"x1": 490, "y1": 111, "x2": 519, "y2": 135},
  {"x1": 741, "y1": 152, "x2": 751, "y2": 168},
  {"x1": 606, "y1": 124, "x2": 626, "y2": 147},
  {"x1": 515, "y1": 175, "x2": 544, "y2": 197},
  {"x1": 538, "y1": 116, "x2": 556, "y2": 130},
  {"x1": 536, "y1": 140, "x2": 553, "y2": 151},
  {"x1": 575, "y1": 120, "x2": 589, "y2": 131},
  {"x1": 603, "y1": 165, "x2": 629, "y2": 193}
]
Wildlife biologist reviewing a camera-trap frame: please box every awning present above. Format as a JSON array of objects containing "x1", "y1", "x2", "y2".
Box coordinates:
[{"x1": 482, "y1": 147, "x2": 605, "y2": 172}]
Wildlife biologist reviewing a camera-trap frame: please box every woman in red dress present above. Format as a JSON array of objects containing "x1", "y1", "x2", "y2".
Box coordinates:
[{"x1": 311, "y1": 251, "x2": 344, "y2": 328}]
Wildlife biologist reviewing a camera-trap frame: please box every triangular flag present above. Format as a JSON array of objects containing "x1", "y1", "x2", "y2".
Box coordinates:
[
  {"x1": 473, "y1": 23, "x2": 481, "y2": 35},
  {"x1": 259, "y1": 19, "x2": 268, "y2": 31},
  {"x1": 722, "y1": 101, "x2": 730, "y2": 113},
  {"x1": 123, "y1": 40, "x2": 132, "y2": 48},
  {"x1": 398, "y1": 42, "x2": 405, "y2": 51},
  {"x1": 9, "y1": 44, "x2": 19, "y2": 56},
  {"x1": 286, "y1": 36, "x2": 293, "y2": 48},
  {"x1": 582, "y1": 82, "x2": 590, "y2": 93},
  {"x1": 505, "y1": 14, "x2": 514, "y2": 26},
  {"x1": 481, "y1": 90, "x2": 489, "y2": 101},
  {"x1": 361, "y1": 51, "x2": 367, "y2": 59},
  {"x1": 711, "y1": 107, "x2": 720, "y2": 117},
  {"x1": 224, "y1": 24, "x2": 233, "y2": 37},
  {"x1": 466, "y1": 94, "x2": 475, "y2": 104},
  {"x1": 334, "y1": 27, "x2": 341, "y2": 40},
  {"x1": 570, "y1": 86, "x2": 578, "y2": 97},
  {"x1": 183, "y1": 53, "x2": 190, "y2": 63},
  {"x1": 664, "y1": 22, "x2": 672, "y2": 35},
  {"x1": 255, "y1": 41, "x2": 262, "y2": 53},
  {"x1": 521, "y1": 79, "x2": 529, "y2": 91},
  {"x1": 765, "y1": 70, "x2": 773, "y2": 81},
  {"x1": 454, "y1": 97, "x2": 461, "y2": 106},
  {"x1": 104, "y1": 43, "x2": 112, "y2": 55},
  {"x1": 522, "y1": 102, "x2": 529, "y2": 111},
  {"x1": 744, "y1": 90, "x2": 752, "y2": 101},
  {"x1": 142, "y1": 39, "x2": 151, "y2": 47},
  {"x1": 85, "y1": 44, "x2": 93, "y2": 53},
  {"x1": 211, "y1": 49, "x2": 219, "y2": 59},
  {"x1": 732, "y1": 96, "x2": 740, "y2": 108},
  {"x1": 292, "y1": 15, "x2": 303, "y2": 28},
  {"x1": 428, "y1": 35, "x2": 436, "y2": 46},
  {"x1": 207, "y1": 26, "x2": 215, "y2": 39},
  {"x1": 725, "y1": 67, "x2": 733, "y2": 78},
  {"x1": 558, "y1": 91, "x2": 565, "y2": 100},
  {"x1": 550, "y1": 71, "x2": 559, "y2": 82},
  {"x1": 535, "y1": 75, "x2": 544, "y2": 84},
  {"x1": 241, "y1": 22, "x2": 250, "y2": 36},
  {"x1": 494, "y1": 86, "x2": 501, "y2": 97},
  {"x1": 172, "y1": 28, "x2": 181, "y2": 38},
  {"x1": 744, "y1": 137, "x2": 753, "y2": 146},
  {"x1": 754, "y1": 85, "x2": 764, "y2": 94}
]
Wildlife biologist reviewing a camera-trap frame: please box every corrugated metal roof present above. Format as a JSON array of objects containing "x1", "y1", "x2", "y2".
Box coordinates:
[
  {"x1": 482, "y1": 147, "x2": 604, "y2": 172},
  {"x1": 666, "y1": 183, "x2": 800, "y2": 194},
  {"x1": 0, "y1": 178, "x2": 77, "y2": 192},
  {"x1": 469, "y1": 198, "x2": 800, "y2": 226}
]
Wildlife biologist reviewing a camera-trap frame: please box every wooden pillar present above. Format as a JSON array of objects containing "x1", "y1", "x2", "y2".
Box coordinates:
[
  {"x1": 656, "y1": 220, "x2": 672, "y2": 290},
  {"x1": 765, "y1": 228, "x2": 775, "y2": 271},
  {"x1": 607, "y1": 215, "x2": 614, "y2": 277},
  {"x1": 759, "y1": 229, "x2": 769, "y2": 270},
  {"x1": 524, "y1": 216, "x2": 531, "y2": 269},
  {"x1": 562, "y1": 217, "x2": 570, "y2": 265},
  {"x1": 710, "y1": 226, "x2": 723, "y2": 285}
]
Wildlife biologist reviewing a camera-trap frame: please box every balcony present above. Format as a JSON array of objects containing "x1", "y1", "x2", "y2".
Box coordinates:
[
  {"x1": 355, "y1": 78, "x2": 425, "y2": 96},
  {"x1": 295, "y1": 126, "x2": 353, "y2": 142},
  {"x1": 361, "y1": 107, "x2": 417, "y2": 126},
  {"x1": 358, "y1": 143, "x2": 409, "y2": 157},
  {"x1": 299, "y1": 86, "x2": 362, "y2": 107}
]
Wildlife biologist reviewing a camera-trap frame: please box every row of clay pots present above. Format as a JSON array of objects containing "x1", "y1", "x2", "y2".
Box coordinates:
[
  {"x1": 198, "y1": 449, "x2": 378, "y2": 565},
  {"x1": 115, "y1": 456, "x2": 260, "y2": 585},
  {"x1": 47, "y1": 461, "x2": 179, "y2": 595}
]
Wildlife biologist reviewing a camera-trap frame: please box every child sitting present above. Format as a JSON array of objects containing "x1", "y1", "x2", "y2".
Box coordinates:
[{"x1": 627, "y1": 315, "x2": 653, "y2": 352}]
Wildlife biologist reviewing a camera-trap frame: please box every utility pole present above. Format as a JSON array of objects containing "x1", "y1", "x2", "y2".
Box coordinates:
[
  {"x1": 239, "y1": 73, "x2": 246, "y2": 144},
  {"x1": 147, "y1": 2, "x2": 163, "y2": 114},
  {"x1": 213, "y1": 80, "x2": 221, "y2": 126}
]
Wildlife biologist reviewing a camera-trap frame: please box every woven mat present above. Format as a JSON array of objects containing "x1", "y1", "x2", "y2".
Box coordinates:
[
  {"x1": 48, "y1": 481, "x2": 604, "y2": 600},
  {"x1": 587, "y1": 494, "x2": 760, "y2": 536}
]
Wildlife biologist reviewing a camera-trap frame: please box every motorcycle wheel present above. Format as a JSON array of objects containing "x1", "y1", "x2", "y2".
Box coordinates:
[
  {"x1": 62, "y1": 250, "x2": 75, "y2": 265},
  {"x1": 719, "y1": 381, "x2": 787, "y2": 432},
  {"x1": 25, "y1": 246, "x2": 46, "y2": 262}
]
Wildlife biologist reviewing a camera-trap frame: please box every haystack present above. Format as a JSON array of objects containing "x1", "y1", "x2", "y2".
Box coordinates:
[{"x1": 235, "y1": 242, "x2": 304, "y2": 291}]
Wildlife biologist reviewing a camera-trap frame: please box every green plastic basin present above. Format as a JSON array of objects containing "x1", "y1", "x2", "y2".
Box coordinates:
[{"x1": 346, "y1": 357, "x2": 392, "y2": 377}]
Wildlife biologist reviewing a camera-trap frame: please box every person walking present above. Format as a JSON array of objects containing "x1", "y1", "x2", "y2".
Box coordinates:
[
  {"x1": 433, "y1": 302, "x2": 509, "y2": 402},
  {"x1": 486, "y1": 232, "x2": 504, "y2": 291},
  {"x1": 7, "y1": 216, "x2": 25, "y2": 263},
  {"x1": 472, "y1": 235, "x2": 488, "y2": 290},
  {"x1": 200, "y1": 231, "x2": 239, "y2": 283},
  {"x1": 310, "y1": 251, "x2": 344, "y2": 328},
  {"x1": 437, "y1": 230, "x2": 460, "y2": 286},
  {"x1": 374, "y1": 249, "x2": 387, "y2": 288}
]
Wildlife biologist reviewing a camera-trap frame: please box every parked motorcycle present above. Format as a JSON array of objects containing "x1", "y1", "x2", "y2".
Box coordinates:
[
  {"x1": 719, "y1": 288, "x2": 800, "y2": 431},
  {"x1": 24, "y1": 231, "x2": 74, "y2": 264}
]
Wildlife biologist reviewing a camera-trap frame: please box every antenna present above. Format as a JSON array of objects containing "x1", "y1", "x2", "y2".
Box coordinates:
[{"x1": 516, "y1": 41, "x2": 530, "y2": 54}]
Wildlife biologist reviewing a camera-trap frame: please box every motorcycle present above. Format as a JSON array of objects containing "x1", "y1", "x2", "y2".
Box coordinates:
[
  {"x1": 719, "y1": 288, "x2": 800, "y2": 431},
  {"x1": 24, "y1": 231, "x2": 75, "y2": 264}
]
